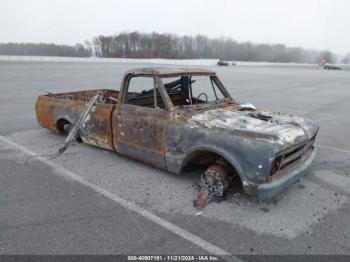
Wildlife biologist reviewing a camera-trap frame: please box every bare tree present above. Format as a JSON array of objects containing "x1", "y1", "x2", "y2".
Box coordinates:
[{"x1": 1, "y1": 31, "x2": 339, "y2": 63}]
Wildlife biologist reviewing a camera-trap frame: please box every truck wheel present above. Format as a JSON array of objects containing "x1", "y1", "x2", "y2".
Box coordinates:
[{"x1": 195, "y1": 164, "x2": 230, "y2": 208}]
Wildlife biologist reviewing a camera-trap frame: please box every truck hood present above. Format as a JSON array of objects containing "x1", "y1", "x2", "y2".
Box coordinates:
[{"x1": 188, "y1": 107, "x2": 319, "y2": 147}]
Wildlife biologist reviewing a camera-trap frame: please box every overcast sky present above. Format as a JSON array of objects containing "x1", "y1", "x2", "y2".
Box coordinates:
[{"x1": 1, "y1": 0, "x2": 349, "y2": 54}]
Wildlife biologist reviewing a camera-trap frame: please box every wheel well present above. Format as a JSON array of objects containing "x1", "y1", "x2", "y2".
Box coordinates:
[
  {"x1": 181, "y1": 150, "x2": 244, "y2": 192},
  {"x1": 181, "y1": 150, "x2": 239, "y2": 178},
  {"x1": 56, "y1": 118, "x2": 82, "y2": 141},
  {"x1": 56, "y1": 118, "x2": 71, "y2": 134}
]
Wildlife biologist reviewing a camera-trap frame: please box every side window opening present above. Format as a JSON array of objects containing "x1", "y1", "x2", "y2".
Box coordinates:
[{"x1": 125, "y1": 76, "x2": 166, "y2": 109}]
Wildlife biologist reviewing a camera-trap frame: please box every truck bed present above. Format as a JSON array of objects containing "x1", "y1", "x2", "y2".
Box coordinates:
[
  {"x1": 51, "y1": 89, "x2": 120, "y2": 104},
  {"x1": 36, "y1": 89, "x2": 121, "y2": 150},
  {"x1": 50, "y1": 89, "x2": 157, "y2": 107}
]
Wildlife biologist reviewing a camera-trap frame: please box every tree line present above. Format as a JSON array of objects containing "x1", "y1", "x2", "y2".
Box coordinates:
[
  {"x1": 92, "y1": 32, "x2": 338, "y2": 64},
  {"x1": 1, "y1": 31, "x2": 349, "y2": 64},
  {"x1": 0, "y1": 42, "x2": 91, "y2": 57}
]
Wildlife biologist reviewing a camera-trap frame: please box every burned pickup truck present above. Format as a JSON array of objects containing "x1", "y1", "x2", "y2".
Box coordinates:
[{"x1": 36, "y1": 67, "x2": 319, "y2": 206}]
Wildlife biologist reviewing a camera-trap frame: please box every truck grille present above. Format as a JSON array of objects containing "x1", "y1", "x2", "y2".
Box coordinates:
[{"x1": 269, "y1": 135, "x2": 316, "y2": 180}]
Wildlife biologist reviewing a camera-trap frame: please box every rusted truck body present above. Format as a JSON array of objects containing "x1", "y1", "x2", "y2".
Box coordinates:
[{"x1": 36, "y1": 67, "x2": 319, "y2": 200}]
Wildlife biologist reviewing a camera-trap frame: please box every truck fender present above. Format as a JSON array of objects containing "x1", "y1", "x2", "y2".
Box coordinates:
[{"x1": 181, "y1": 145, "x2": 245, "y2": 181}]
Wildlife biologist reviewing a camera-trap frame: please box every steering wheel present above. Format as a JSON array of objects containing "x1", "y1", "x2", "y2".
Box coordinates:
[{"x1": 196, "y1": 93, "x2": 208, "y2": 103}]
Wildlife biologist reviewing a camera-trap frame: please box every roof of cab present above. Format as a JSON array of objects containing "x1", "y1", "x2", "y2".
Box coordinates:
[{"x1": 125, "y1": 67, "x2": 216, "y2": 77}]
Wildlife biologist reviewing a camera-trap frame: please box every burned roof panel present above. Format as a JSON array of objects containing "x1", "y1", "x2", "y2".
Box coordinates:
[{"x1": 125, "y1": 67, "x2": 216, "y2": 77}]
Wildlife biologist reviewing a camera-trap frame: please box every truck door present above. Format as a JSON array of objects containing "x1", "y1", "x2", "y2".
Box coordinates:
[{"x1": 112, "y1": 75, "x2": 168, "y2": 169}]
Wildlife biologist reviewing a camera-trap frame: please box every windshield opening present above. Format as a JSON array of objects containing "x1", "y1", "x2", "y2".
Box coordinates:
[{"x1": 161, "y1": 75, "x2": 227, "y2": 107}]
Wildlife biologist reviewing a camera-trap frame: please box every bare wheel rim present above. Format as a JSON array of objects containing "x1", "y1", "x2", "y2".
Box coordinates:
[{"x1": 200, "y1": 165, "x2": 230, "y2": 200}]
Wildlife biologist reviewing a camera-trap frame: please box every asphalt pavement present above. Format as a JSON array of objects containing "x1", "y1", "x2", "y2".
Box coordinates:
[{"x1": 0, "y1": 61, "x2": 350, "y2": 257}]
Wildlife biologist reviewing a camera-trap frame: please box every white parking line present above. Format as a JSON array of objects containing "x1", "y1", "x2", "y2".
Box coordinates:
[
  {"x1": 0, "y1": 135, "x2": 237, "y2": 258},
  {"x1": 316, "y1": 144, "x2": 350, "y2": 154}
]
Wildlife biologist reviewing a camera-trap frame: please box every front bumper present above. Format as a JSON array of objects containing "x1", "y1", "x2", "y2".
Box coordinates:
[{"x1": 256, "y1": 150, "x2": 316, "y2": 200}]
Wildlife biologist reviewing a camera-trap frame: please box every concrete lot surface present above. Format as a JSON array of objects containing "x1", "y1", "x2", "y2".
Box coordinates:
[{"x1": 0, "y1": 61, "x2": 350, "y2": 256}]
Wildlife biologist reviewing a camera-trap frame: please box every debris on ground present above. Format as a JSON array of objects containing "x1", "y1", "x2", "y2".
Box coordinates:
[{"x1": 195, "y1": 211, "x2": 203, "y2": 216}]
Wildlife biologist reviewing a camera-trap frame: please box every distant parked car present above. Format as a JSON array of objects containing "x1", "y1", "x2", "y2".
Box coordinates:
[
  {"x1": 231, "y1": 61, "x2": 237, "y2": 66},
  {"x1": 324, "y1": 64, "x2": 342, "y2": 70},
  {"x1": 217, "y1": 60, "x2": 229, "y2": 66}
]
